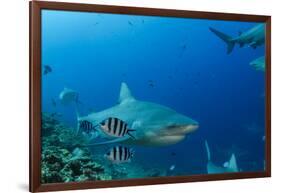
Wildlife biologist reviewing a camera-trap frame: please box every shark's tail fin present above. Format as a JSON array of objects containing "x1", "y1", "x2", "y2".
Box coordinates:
[
  {"x1": 204, "y1": 140, "x2": 211, "y2": 161},
  {"x1": 209, "y1": 27, "x2": 235, "y2": 54},
  {"x1": 223, "y1": 153, "x2": 238, "y2": 172}
]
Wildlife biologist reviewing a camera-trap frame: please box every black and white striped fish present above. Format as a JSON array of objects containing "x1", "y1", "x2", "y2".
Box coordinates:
[
  {"x1": 105, "y1": 146, "x2": 134, "y2": 163},
  {"x1": 100, "y1": 117, "x2": 135, "y2": 139},
  {"x1": 79, "y1": 120, "x2": 97, "y2": 134}
]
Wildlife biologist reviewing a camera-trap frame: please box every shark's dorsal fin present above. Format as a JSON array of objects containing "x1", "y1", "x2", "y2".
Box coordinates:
[
  {"x1": 227, "y1": 153, "x2": 238, "y2": 172},
  {"x1": 204, "y1": 140, "x2": 211, "y2": 161},
  {"x1": 119, "y1": 82, "x2": 135, "y2": 104}
]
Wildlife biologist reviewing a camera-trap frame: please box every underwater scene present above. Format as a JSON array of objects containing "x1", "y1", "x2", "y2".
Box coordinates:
[{"x1": 41, "y1": 9, "x2": 266, "y2": 183}]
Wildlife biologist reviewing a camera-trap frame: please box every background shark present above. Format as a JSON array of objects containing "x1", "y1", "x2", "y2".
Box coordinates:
[
  {"x1": 77, "y1": 82, "x2": 199, "y2": 147},
  {"x1": 205, "y1": 140, "x2": 239, "y2": 174},
  {"x1": 209, "y1": 24, "x2": 265, "y2": 54},
  {"x1": 59, "y1": 87, "x2": 80, "y2": 105},
  {"x1": 250, "y1": 56, "x2": 265, "y2": 72}
]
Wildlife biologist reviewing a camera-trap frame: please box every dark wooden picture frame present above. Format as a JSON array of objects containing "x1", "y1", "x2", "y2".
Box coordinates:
[{"x1": 30, "y1": 1, "x2": 271, "y2": 192}]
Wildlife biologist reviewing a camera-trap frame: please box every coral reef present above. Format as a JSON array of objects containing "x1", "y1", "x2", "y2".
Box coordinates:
[
  {"x1": 41, "y1": 113, "x2": 168, "y2": 184},
  {"x1": 41, "y1": 113, "x2": 111, "y2": 183}
]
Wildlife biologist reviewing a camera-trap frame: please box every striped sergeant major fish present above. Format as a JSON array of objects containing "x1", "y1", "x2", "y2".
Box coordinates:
[
  {"x1": 100, "y1": 117, "x2": 135, "y2": 139},
  {"x1": 79, "y1": 120, "x2": 97, "y2": 134},
  {"x1": 105, "y1": 146, "x2": 134, "y2": 163}
]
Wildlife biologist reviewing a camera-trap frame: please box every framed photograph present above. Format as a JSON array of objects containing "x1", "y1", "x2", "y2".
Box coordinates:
[{"x1": 30, "y1": 1, "x2": 271, "y2": 192}]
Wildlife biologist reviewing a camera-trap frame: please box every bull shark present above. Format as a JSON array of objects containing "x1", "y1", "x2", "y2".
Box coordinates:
[
  {"x1": 250, "y1": 56, "x2": 265, "y2": 72},
  {"x1": 209, "y1": 23, "x2": 265, "y2": 54},
  {"x1": 205, "y1": 140, "x2": 239, "y2": 174},
  {"x1": 77, "y1": 82, "x2": 199, "y2": 147},
  {"x1": 59, "y1": 87, "x2": 80, "y2": 105}
]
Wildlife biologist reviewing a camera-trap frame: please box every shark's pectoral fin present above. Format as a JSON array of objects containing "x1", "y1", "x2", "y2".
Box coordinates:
[{"x1": 86, "y1": 136, "x2": 130, "y2": 147}]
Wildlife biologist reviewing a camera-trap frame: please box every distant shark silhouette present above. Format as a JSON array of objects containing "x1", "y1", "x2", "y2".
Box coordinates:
[
  {"x1": 250, "y1": 56, "x2": 265, "y2": 72},
  {"x1": 209, "y1": 24, "x2": 265, "y2": 54},
  {"x1": 77, "y1": 82, "x2": 199, "y2": 147},
  {"x1": 59, "y1": 87, "x2": 80, "y2": 105},
  {"x1": 204, "y1": 140, "x2": 239, "y2": 174}
]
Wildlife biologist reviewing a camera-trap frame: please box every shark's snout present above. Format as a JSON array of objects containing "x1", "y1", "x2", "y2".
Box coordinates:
[{"x1": 182, "y1": 124, "x2": 199, "y2": 134}]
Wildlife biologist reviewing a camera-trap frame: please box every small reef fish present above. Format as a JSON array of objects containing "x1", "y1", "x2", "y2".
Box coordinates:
[
  {"x1": 43, "y1": 65, "x2": 52, "y2": 75},
  {"x1": 148, "y1": 80, "x2": 155, "y2": 88},
  {"x1": 179, "y1": 43, "x2": 187, "y2": 57},
  {"x1": 100, "y1": 117, "x2": 136, "y2": 139},
  {"x1": 169, "y1": 165, "x2": 176, "y2": 171},
  {"x1": 209, "y1": 24, "x2": 265, "y2": 54},
  {"x1": 250, "y1": 56, "x2": 265, "y2": 72},
  {"x1": 166, "y1": 164, "x2": 176, "y2": 176},
  {"x1": 128, "y1": 21, "x2": 133, "y2": 26},
  {"x1": 59, "y1": 87, "x2": 80, "y2": 105},
  {"x1": 79, "y1": 120, "x2": 97, "y2": 134},
  {"x1": 105, "y1": 146, "x2": 134, "y2": 164}
]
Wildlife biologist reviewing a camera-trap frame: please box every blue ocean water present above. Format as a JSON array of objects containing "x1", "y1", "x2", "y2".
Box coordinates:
[{"x1": 41, "y1": 10, "x2": 265, "y2": 177}]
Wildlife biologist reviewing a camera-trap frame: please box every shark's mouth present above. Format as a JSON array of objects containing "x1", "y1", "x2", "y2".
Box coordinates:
[{"x1": 136, "y1": 124, "x2": 199, "y2": 146}]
